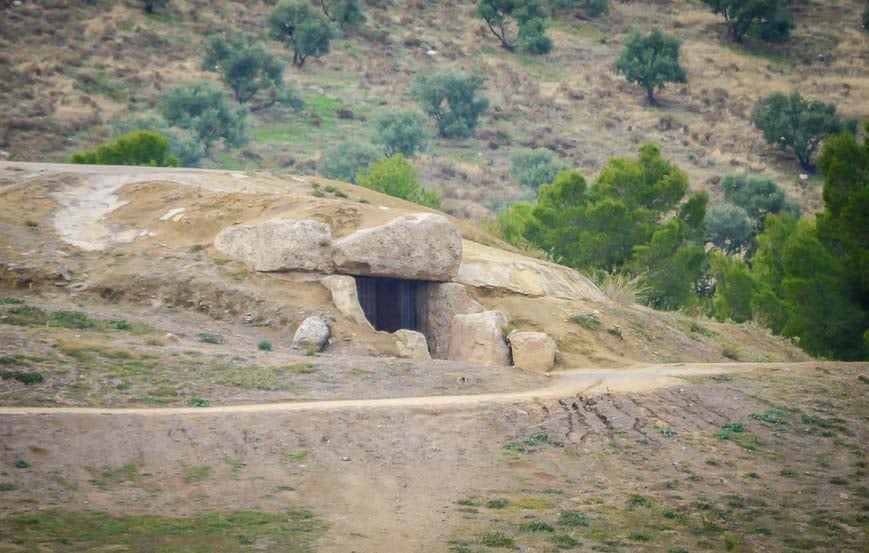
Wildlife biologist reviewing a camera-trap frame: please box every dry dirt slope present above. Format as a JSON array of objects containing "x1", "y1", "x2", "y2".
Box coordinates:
[{"x1": 1, "y1": 0, "x2": 867, "y2": 219}]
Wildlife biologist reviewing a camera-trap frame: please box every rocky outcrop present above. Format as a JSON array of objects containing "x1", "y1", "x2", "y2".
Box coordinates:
[
  {"x1": 393, "y1": 329, "x2": 431, "y2": 360},
  {"x1": 420, "y1": 282, "x2": 484, "y2": 359},
  {"x1": 332, "y1": 213, "x2": 462, "y2": 281},
  {"x1": 320, "y1": 275, "x2": 372, "y2": 329},
  {"x1": 447, "y1": 310, "x2": 511, "y2": 366},
  {"x1": 507, "y1": 331, "x2": 557, "y2": 371},
  {"x1": 214, "y1": 219, "x2": 333, "y2": 273},
  {"x1": 456, "y1": 240, "x2": 608, "y2": 302},
  {"x1": 292, "y1": 316, "x2": 330, "y2": 352}
]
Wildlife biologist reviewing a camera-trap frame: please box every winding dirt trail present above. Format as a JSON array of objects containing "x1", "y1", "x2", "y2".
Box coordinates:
[{"x1": 0, "y1": 362, "x2": 813, "y2": 416}]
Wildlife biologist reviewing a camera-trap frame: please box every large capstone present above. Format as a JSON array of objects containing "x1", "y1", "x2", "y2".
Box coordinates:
[
  {"x1": 447, "y1": 310, "x2": 511, "y2": 367},
  {"x1": 332, "y1": 213, "x2": 462, "y2": 281},
  {"x1": 213, "y1": 219, "x2": 333, "y2": 272},
  {"x1": 507, "y1": 331, "x2": 557, "y2": 371},
  {"x1": 292, "y1": 316, "x2": 331, "y2": 352}
]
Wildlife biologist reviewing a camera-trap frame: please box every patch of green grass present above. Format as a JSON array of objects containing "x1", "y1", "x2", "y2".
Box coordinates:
[
  {"x1": 216, "y1": 365, "x2": 284, "y2": 391},
  {"x1": 478, "y1": 531, "x2": 514, "y2": 548},
  {"x1": 627, "y1": 494, "x2": 652, "y2": 510},
  {"x1": 520, "y1": 521, "x2": 555, "y2": 532},
  {"x1": 751, "y1": 409, "x2": 789, "y2": 425},
  {"x1": 486, "y1": 498, "x2": 509, "y2": 509},
  {"x1": 283, "y1": 451, "x2": 307, "y2": 461},
  {"x1": 660, "y1": 427, "x2": 677, "y2": 438},
  {"x1": 188, "y1": 397, "x2": 210, "y2": 407},
  {"x1": 14, "y1": 460, "x2": 30, "y2": 469},
  {"x1": 0, "y1": 482, "x2": 17, "y2": 491},
  {"x1": 181, "y1": 464, "x2": 211, "y2": 484},
  {"x1": 559, "y1": 510, "x2": 590, "y2": 527},
  {"x1": 568, "y1": 313, "x2": 601, "y2": 331},
  {"x1": 551, "y1": 534, "x2": 583, "y2": 548},
  {"x1": 0, "y1": 509, "x2": 324, "y2": 551},
  {"x1": 0, "y1": 297, "x2": 24, "y2": 304},
  {"x1": 197, "y1": 332, "x2": 224, "y2": 344},
  {"x1": 1, "y1": 305, "x2": 151, "y2": 333},
  {"x1": 0, "y1": 370, "x2": 44, "y2": 385}
]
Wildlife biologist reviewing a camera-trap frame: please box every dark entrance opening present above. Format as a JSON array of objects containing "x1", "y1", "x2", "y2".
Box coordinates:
[{"x1": 355, "y1": 276, "x2": 424, "y2": 333}]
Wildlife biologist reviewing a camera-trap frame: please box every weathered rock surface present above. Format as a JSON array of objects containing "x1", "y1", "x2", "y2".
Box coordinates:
[
  {"x1": 332, "y1": 213, "x2": 462, "y2": 281},
  {"x1": 393, "y1": 329, "x2": 431, "y2": 360},
  {"x1": 508, "y1": 331, "x2": 557, "y2": 371},
  {"x1": 420, "y1": 282, "x2": 484, "y2": 359},
  {"x1": 292, "y1": 316, "x2": 330, "y2": 351},
  {"x1": 214, "y1": 219, "x2": 333, "y2": 272},
  {"x1": 457, "y1": 241, "x2": 608, "y2": 302},
  {"x1": 447, "y1": 310, "x2": 510, "y2": 366},
  {"x1": 320, "y1": 275, "x2": 372, "y2": 329}
]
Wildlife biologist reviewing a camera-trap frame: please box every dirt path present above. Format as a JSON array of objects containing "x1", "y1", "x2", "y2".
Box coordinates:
[{"x1": 0, "y1": 362, "x2": 824, "y2": 416}]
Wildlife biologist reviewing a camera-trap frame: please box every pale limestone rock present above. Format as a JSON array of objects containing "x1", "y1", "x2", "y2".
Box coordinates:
[
  {"x1": 447, "y1": 310, "x2": 510, "y2": 366},
  {"x1": 214, "y1": 219, "x2": 333, "y2": 272},
  {"x1": 457, "y1": 240, "x2": 608, "y2": 302},
  {"x1": 420, "y1": 282, "x2": 483, "y2": 359},
  {"x1": 320, "y1": 275, "x2": 372, "y2": 329},
  {"x1": 393, "y1": 329, "x2": 431, "y2": 360},
  {"x1": 332, "y1": 213, "x2": 461, "y2": 281},
  {"x1": 507, "y1": 331, "x2": 557, "y2": 371},
  {"x1": 292, "y1": 316, "x2": 330, "y2": 352}
]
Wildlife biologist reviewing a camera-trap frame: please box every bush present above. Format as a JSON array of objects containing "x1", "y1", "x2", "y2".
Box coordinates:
[
  {"x1": 159, "y1": 80, "x2": 248, "y2": 151},
  {"x1": 581, "y1": 0, "x2": 608, "y2": 17},
  {"x1": 752, "y1": 91, "x2": 857, "y2": 170},
  {"x1": 702, "y1": 0, "x2": 794, "y2": 43},
  {"x1": 268, "y1": 0, "x2": 336, "y2": 67},
  {"x1": 197, "y1": 332, "x2": 224, "y2": 344},
  {"x1": 355, "y1": 155, "x2": 442, "y2": 209},
  {"x1": 258, "y1": 340, "x2": 273, "y2": 351},
  {"x1": 111, "y1": 115, "x2": 205, "y2": 167},
  {"x1": 705, "y1": 203, "x2": 753, "y2": 254},
  {"x1": 510, "y1": 148, "x2": 567, "y2": 190},
  {"x1": 615, "y1": 27, "x2": 687, "y2": 104},
  {"x1": 320, "y1": 0, "x2": 365, "y2": 29},
  {"x1": 372, "y1": 109, "x2": 429, "y2": 157},
  {"x1": 518, "y1": 17, "x2": 552, "y2": 54},
  {"x1": 202, "y1": 32, "x2": 301, "y2": 111},
  {"x1": 411, "y1": 69, "x2": 490, "y2": 139},
  {"x1": 69, "y1": 131, "x2": 178, "y2": 167},
  {"x1": 319, "y1": 139, "x2": 383, "y2": 183},
  {"x1": 143, "y1": 0, "x2": 169, "y2": 14}
]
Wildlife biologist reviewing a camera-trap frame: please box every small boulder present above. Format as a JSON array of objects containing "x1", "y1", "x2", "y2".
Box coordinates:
[
  {"x1": 447, "y1": 310, "x2": 510, "y2": 366},
  {"x1": 321, "y1": 275, "x2": 372, "y2": 329},
  {"x1": 292, "y1": 316, "x2": 330, "y2": 352},
  {"x1": 213, "y1": 218, "x2": 333, "y2": 273},
  {"x1": 332, "y1": 213, "x2": 462, "y2": 281},
  {"x1": 393, "y1": 329, "x2": 431, "y2": 360},
  {"x1": 508, "y1": 331, "x2": 557, "y2": 371}
]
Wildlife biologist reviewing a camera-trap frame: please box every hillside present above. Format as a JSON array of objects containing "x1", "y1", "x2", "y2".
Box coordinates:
[{"x1": 1, "y1": 0, "x2": 867, "y2": 220}]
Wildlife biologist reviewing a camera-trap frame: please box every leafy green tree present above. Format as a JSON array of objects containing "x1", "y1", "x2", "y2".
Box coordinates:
[
  {"x1": 594, "y1": 142, "x2": 688, "y2": 213},
  {"x1": 476, "y1": 0, "x2": 547, "y2": 51},
  {"x1": 319, "y1": 139, "x2": 383, "y2": 183},
  {"x1": 110, "y1": 114, "x2": 205, "y2": 167},
  {"x1": 614, "y1": 27, "x2": 687, "y2": 105},
  {"x1": 816, "y1": 125, "x2": 869, "y2": 329},
  {"x1": 70, "y1": 131, "x2": 178, "y2": 167},
  {"x1": 159, "y1": 80, "x2": 248, "y2": 152},
  {"x1": 863, "y1": 4, "x2": 869, "y2": 31},
  {"x1": 316, "y1": 0, "x2": 365, "y2": 29},
  {"x1": 708, "y1": 252, "x2": 758, "y2": 323},
  {"x1": 705, "y1": 203, "x2": 754, "y2": 254},
  {"x1": 752, "y1": 92, "x2": 857, "y2": 171},
  {"x1": 202, "y1": 33, "x2": 303, "y2": 111},
  {"x1": 631, "y1": 219, "x2": 707, "y2": 310},
  {"x1": 268, "y1": 0, "x2": 336, "y2": 68},
  {"x1": 143, "y1": 0, "x2": 169, "y2": 14},
  {"x1": 355, "y1": 155, "x2": 442, "y2": 209},
  {"x1": 701, "y1": 0, "x2": 794, "y2": 43},
  {"x1": 510, "y1": 148, "x2": 567, "y2": 190},
  {"x1": 490, "y1": 202, "x2": 535, "y2": 245},
  {"x1": 411, "y1": 69, "x2": 490, "y2": 139},
  {"x1": 372, "y1": 110, "x2": 429, "y2": 157},
  {"x1": 721, "y1": 173, "x2": 800, "y2": 222}
]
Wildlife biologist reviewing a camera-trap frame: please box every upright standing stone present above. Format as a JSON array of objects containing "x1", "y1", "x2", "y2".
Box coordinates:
[{"x1": 447, "y1": 310, "x2": 511, "y2": 366}]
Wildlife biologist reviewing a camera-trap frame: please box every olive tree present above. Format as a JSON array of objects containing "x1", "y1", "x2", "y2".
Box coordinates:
[
  {"x1": 159, "y1": 80, "x2": 248, "y2": 152},
  {"x1": 268, "y1": 0, "x2": 336, "y2": 68},
  {"x1": 410, "y1": 69, "x2": 490, "y2": 139},
  {"x1": 614, "y1": 27, "x2": 687, "y2": 105}
]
